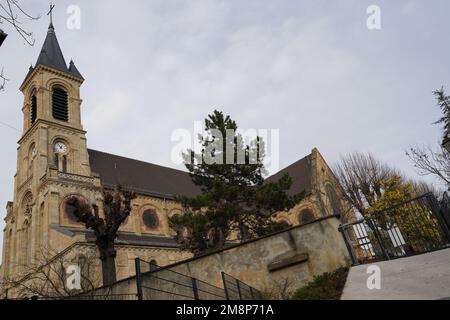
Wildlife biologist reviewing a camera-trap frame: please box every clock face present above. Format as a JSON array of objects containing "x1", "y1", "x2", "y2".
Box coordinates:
[{"x1": 54, "y1": 142, "x2": 67, "y2": 154}]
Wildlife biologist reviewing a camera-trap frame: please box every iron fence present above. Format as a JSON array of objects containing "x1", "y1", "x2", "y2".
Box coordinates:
[
  {"x1": 135, "y1": 258, "x2": 226, "y2": 300},
  {"x1": 46, "y1": 294, "x2": 138, "y2": 300},
  {"x1": 221, "y1": 272, "x2": 263, "y2": 300},
  {"x1": 339, "y1": 193, "x2": 450, "y2": 265},
  {"x1": 135, "y1": 259, "x2": 262, "y2": 300},
  {"x1": 4, "y1": 294, "x2": 138, "y2": 300}
]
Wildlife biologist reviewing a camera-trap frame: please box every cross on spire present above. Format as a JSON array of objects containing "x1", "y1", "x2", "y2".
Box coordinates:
[{"x1": 47, "y1": 3, "x2": 55, "y2": 27}]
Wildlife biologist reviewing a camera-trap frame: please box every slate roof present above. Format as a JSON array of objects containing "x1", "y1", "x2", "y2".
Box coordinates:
[
  {"x1": 22, "y1": 23, "x2": 83, "y2": 87},
  {"x1": 88, "y1": 149, "x2": 202, "y2": 198},
  {"x1": 265, "y1": 154, "x2": 313, "y2": 196},
  {"x1": 88, "y1": 149, "x2": 313, "y2": 199}
]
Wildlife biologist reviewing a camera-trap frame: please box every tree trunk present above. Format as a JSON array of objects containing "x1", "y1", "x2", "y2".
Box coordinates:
[{"x1": 99, "y1": 242, "x2": 117, "y2": 286}]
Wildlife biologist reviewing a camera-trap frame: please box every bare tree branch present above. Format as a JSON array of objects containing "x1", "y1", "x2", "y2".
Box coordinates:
[
  {"x1": 0, "y1": 0, "x2": 40, "y2": 46},
  {"x1": 0, "y1": 245, "x2": 100, "y2": 299},
  {"x1": 0, "y1": 67, "x2": 8, "y2": 91},
  {"x1": 67, "y1": 186, "x2": 136, "y2": 285},
  {"x1": 334, "y1": 151, "x2": 437, "y2": 218},
  {"x1": 406, "y1": 145, "x2": 450, "y2": 185}
]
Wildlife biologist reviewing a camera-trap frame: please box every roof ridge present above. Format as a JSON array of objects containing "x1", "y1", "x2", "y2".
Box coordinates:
[
  {"x1": 266, "y1": 153, "x2": 312, "y2": 180},
  {"x1": 87, "y1": 148, "x2": 190, "y2": 174}
]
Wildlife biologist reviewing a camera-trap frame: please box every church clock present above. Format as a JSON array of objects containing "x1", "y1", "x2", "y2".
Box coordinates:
[{"x1": 54, "y1": 142, "x2": 67, "y2": 154}]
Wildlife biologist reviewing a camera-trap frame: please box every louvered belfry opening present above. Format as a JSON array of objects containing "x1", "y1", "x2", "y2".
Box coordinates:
[
  {"x1": 30, "y1": 94, "x2": 37, "y2": 125},
  {"x1": 52, "y1": 86, "x2": 68, "y2": 122}
]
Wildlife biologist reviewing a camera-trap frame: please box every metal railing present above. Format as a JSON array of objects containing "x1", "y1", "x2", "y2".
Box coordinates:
[
  {"x1": 135, "y1": 259, "x2": 262, "y2": 300},
  {"x1": 221, "y1": 272, "x2": 263, "y2": 300},
  {"x1": 135, "y1": 258, "x2": 226, "y2": 300},
  {"x1": 5, "y1": 294, "x2": 138, "y2": 300},
  {"x1": 339, "y1": 193, "x2": 450, "y2": 265}
]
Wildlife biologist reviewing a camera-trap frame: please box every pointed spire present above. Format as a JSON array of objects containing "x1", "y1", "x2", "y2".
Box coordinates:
[
  {"x1": 68, "y1": 59, "x2": 84, "y2": 80},
  {"x1": 35, "y1": 22, "x2": 68, "y2": 75},
  {"x1": 21, "y1": 14, "x2": 83, "y2": 89}
]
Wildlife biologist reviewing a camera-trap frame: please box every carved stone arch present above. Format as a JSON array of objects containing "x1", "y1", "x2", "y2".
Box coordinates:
[
  {"x1": 168, "y1": 208, "x2": 182, "y2": 222},
  {"x1": 297, "y1": 207, "x2": 315, "y2": 225},
  {"x1": 21, "y1": 191, "x2": 33, "y2": 218},
  {"x1": 48, "y1": 81, "x2": 70, "y2": 123},
  {"x1": 325, "y1": 182, "x2": 342, "y2": 216},
  {"x1": 51, "y1": 136, "x2": 70, "y2": 172},
  {"x1": 45, "y1": 78, "x2": 73, "y2": 93},
  {"x1": 26, "y1": 142, "x2": 37, "y2": 178},
  {"x1": 139, "y1": 204, "x2": 161, "y2": 231},
  {"x1": 25, "y1": 82, "x2": 38, "y2": 98},
  {"x1": 60, "y1": 193, "x2": 87, "y2": 225},
  {"x1": 277, "y1": 218, "x2": 290, "y2": 228},
  {"x1": 51, "y1": 136, "x2": 71, "y2": 153},
  {"x1": 149, "y1": 258, "x2": 159, "y2": 271},
  {"x1": 167, "y1": 208, "x2": 184, "y2": 235}
]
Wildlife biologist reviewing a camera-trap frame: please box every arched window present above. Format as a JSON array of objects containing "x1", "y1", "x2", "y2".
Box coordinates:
[
  {"x1": 30, "y1": 90, "x2": 37, "y2": 125},
  {"x1": 62, "y1": 155, "x2": 67, "y2": 173},
  {"x1": 326, "y1": 184, "x2": 342, "y2": 216},
  {"x1": 298, "y1": 208, "x2": 315, "y2": 225},
  {"x1": 64, "y1": 197, "x2": 80, "y2": 222},
  {"x1": 142, "y1": 209, "x2": 159, "y2": 229},
  {"x1": 149, "y1": 259, "x2": 158, "y2": 271},
  {"x1": 27, "y1": 144, "x2": 36, "y2": 178},
  {"x1": 53, "y1": 141, "x2": 68, "y2": 172},
  {"x1": 22, "y1": 192, "x2": 33, "y2": 218},
  {"x1": 52, "y1": 86, "x2": 68, "y2": 122}
]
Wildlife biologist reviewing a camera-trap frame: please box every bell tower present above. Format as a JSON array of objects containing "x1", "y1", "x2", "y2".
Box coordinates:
[
  {"x1": 1, "y1": 20, "x2": 99, "y2": 283},
  {"x1": 17, "y1": 21, "x2": 90, "y2": 179}
]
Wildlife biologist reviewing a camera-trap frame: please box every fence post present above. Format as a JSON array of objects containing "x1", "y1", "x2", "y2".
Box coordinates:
[
  {"x1": 427, "y1": 193, "x2": 450, "y2": 243},
  {"x1": 134, "y1": 258, "x2": 143, "y2": 300},
  {"x1": 236, "y1": 279, "x2": 242, "y2": 300},
  {"x1": 338, "y1": 224, "x2": 358, "y2": 265},
  {"x1": 221, "y1": 272, "x2": 229, "y2": 300},
  {"x1": 191, "y1": 277, "x2": 199, "y2": 300},
  {"x1": 367, "y1": 218, "x2": 390, "y2": 261}
]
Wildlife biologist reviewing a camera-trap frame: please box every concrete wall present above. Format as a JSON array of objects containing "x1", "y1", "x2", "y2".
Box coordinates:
[{"x1": 93, "y1": 215, "x2": 351, "y2": 298}]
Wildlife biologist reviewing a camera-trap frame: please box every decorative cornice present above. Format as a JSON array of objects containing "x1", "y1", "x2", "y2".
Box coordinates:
[
  {"x1": 20, "y1": 64, "x2": 83, "y2": 92},
  {"x1": 18, "y1": 119, "x2": 86, "y2": 145}
]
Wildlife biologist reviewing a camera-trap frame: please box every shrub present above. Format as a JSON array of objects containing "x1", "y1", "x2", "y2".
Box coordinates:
[{"x1": 292, "y1": 267, "x2": 349, "y2": 300}]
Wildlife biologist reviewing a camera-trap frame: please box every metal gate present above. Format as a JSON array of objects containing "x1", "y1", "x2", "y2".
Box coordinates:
[{"x1": 339, "y1": 193, "x2": 450, "y2": 265}]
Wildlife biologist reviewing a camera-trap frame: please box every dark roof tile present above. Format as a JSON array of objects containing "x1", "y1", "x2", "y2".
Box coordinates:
[
  {"x1": 88, "y1": 149, "x2": 202, "y2": 198},
  {"x1": 265, "y1": 154, "x2": 312, "y2": 196}
]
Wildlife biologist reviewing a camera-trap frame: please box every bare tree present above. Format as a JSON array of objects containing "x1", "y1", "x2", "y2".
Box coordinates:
[
  {"x1": 334, "y1": 152, "x2": 399, "y2": 217},
  {"x1": 406, "y1": 88, "x2": 450, "y2": 186},
  {"x1": 67, "y1": 186, "x2": 135, "y2": 286},
  {"x1": 0, "y1": 0, "x2": 40, "y2": 45},
  {"x1": 261, "y1": 277, "x2": 295, "y2": 300},
  {"x1": 0, "y1": 0, "x2": 40, "y2": 91},
  {"x1": 1, "y1": 245, "x2": 100, "y2": 299},
  {"x1": 334, "y1": 152, "x2": 436, "y2": 218}
]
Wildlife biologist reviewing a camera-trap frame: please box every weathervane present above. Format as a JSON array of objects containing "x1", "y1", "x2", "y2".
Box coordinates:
[{"x1": 47, "y1": 3, "x2": 55, "y2": 25}]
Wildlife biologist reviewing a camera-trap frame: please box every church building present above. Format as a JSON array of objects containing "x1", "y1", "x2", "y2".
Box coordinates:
[{"x1": 0, "y1": 22, "x2": 349, "y2": 291}]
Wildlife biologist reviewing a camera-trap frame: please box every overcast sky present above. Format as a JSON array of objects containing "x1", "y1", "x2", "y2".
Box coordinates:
[{"x1": 1, "y1": 0, "x2": 450, "y2": 259}]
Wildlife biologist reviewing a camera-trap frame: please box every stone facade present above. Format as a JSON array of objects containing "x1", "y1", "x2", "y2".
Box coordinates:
[
  {"x1": 90, "y1": 216, "x2": 351, "y2": 299},
  {"x1": 0, "y1": 23, "x2": 351, "y2": 298}
]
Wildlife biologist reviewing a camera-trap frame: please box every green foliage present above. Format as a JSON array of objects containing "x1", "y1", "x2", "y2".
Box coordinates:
[
  {"x1": 433, "y1": 87, "x2": 450, "y2": 139},
  {"x1": 171, "y1": 110, "x2": 304, "y2": 255},
  {"x1": 367, "y1": 176, "x2": 442, "y2": 254},
  {"x1": 292, "y1": 267, "x2": 349, "y2": 300}
]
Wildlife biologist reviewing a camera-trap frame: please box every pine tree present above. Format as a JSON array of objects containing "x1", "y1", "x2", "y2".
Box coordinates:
[
  {"x1": 170, "y1": 110, "x2": 304, "y2": 255},
  {"x1": 433, "y1": 87, "x2": 450, "y2": 139}
]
